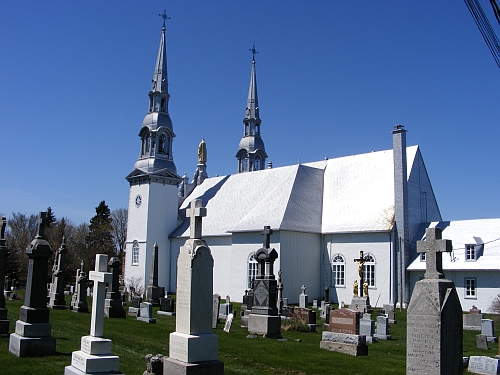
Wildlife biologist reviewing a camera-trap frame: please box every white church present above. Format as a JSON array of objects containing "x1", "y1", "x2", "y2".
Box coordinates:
[{"x1": 124, "y1": 19, "x2": 499, "y2": 311}]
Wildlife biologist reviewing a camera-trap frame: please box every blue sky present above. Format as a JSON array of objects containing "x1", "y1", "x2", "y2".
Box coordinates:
[{"x1": 1, "y1": 1, "x2": 499, "y2": 224}]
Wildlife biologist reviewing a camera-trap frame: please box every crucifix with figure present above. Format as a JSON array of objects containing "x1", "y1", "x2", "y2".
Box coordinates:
[
  {"x1": 417, "y1": 227, "x2": 452, "y2": 279},
  {"x1": 353, "y1": 251, "x2": 369, "y2": 297}
]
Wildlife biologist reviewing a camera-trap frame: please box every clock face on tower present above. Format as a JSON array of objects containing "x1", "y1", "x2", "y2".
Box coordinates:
[{"x1": 135, "y1": 194, "x2": 142, "y2": 208}]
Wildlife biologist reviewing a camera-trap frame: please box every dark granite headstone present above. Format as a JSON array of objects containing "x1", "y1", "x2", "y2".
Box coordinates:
[
  {"x1": 293, "y1": 307, "x2": 316, "y2": 325},
  {"x1": 0, "y1": 217, "x2": 10, "y2": 334},
  {"x1": 143, "y1": 354, "x2": 164, "y2": 375},
  {"x1": 72, "y1": 261, "x2": 89, "y2": 313},
  {"x1": 104, "y1": 257, "x2": 126, "y2": 318},
  {"x1": 9, "y1": 212, "x2": 56, "y2": 357},
  {"x1": 406, "y1": 227, "x2": 462, "y2": 375},
  {"x1": 146, "y1": 243, "x2": 165, "y2": 306}
]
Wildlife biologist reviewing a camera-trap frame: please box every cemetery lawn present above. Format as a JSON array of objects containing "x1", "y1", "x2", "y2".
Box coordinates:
[{"x1": 0, "y1": 295, "x2": 497, "y2": 374}]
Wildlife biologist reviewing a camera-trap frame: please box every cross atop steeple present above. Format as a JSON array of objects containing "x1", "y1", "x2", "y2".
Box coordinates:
[
  {"x1": 159, "y1": 9, "x2": 170, "y2": 29},
  {"x1": 249, "y1": 42, "x2": 258, "y2": 62},
  {"x1": 36, "y1": 212, "x2": 49, "y2": 239},
  {"x1": 417, "y1": 227, "x2": 452, "y2": 279},
  {"x1": 261, "y1": 226, "x2": 273, "y2": 249},
  {"x1": 186, "y1": 199, "x2": 207, "y2": 239}
]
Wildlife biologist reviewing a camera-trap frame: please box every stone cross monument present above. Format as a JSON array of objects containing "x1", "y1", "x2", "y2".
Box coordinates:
[
  {"x1": 72, "y1": 261, "x2": 89, "y2": 313},
  {"x1": 248, "y1": 226, "x2": 282, "y2": 338},
  {"x1": 406, "y1": 227, "x2": 462, "y2": 375},
  {"x1": 48, "y1": 236, "x2": 68, "y2": 309},
  {"x1": 9, "y1": 212, "x2": 56, "y2": 357},
  {"x1": 146, "y1": 242, "x2": 165, "y2": 306},
  {"x1": 163, "y1": 199, "x2": 224, "y2": 374},
  {"x1": 350, "y1": 251, "x2": 372, "y2": 312},
  {"x1": 104, "y1": 256, "x2": 126, "y2": 318},
  {"x1": 65, "y1": 254, "x2": 122, "y2": 375},
  {"x1": 0, "y1": 216, "x2": 10, "y2": 335}
]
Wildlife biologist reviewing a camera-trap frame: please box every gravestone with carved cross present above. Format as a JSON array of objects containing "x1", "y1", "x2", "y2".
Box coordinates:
[
  {"x1": 248, "y1": 226, "x2": 282, "y2": 339},
  {"x1": 406, "y1": 227, "x2": 462, "y2": 375},
  {"x1": 0, "y1": 216, "x2": 10, "y2": 334},
  {"x1": 9, "y1": 212, "x2": 57, "y2": 357},
  {"x1": 164, "y1": 199, "x2": 224, "y2": 374},
  {"x1": 65, "y1": 254, "x2": 123, "y2": 375}
]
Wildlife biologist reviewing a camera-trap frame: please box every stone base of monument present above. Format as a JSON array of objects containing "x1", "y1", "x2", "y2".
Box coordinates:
[
  {"x1": 349, "y1": 297, "x2": 372, "y2": 313},
  {"x1": 146, "y1": 285, "x2": 165, "y2": 307},
  {"x1": 64, "y1": 336, "x2": 122, "y2": 375},
  {"x1": 48, "y1": 294, "x2": 67, "y2": 310},
  {"x1": 248, "y1": 314, "x2": 282, "y2": 339},
  {"x1": 319, "y1": 332, "x2": 368, "y2": 356},
  {"x1": 169, "y1": 332, "x2": 219, "y2": 363},
  {"x1": 163, "y1": 357, "x2": 224, "y2": 375},
  {"x1": 137, "y1": 316, "x2": 156, "y2": 323},
  {"x1": 0, "y1": 308, "x2": 9, "y2": 335},
  {"x1": 157, "y1": 310, "x2": 176, "y2": 316},
  {"x1": 104, "y1": 299, "x2": 126, "y2": 318},
  {"x1": 373, "y1": 333, "x2": 391, "y2": 340},
  {"x1": 8, "y1": 332, "x2": 56, "y2": 357}
]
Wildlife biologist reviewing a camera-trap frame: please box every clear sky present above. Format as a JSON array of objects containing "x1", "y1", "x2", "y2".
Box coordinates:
[{"x1": 1, "y1": 1, "x2": 499, "y2": 225}]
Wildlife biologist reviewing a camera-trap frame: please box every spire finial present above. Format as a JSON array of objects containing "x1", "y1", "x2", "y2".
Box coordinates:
[
  {"x1": 159, "y1": 9, "x2": 170, "y2": 29},
  {"x1": 249, "y1": 42, "x2": 258, "y2": 62}
]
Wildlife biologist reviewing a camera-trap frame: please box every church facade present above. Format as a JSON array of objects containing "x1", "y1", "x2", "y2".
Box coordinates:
[{"x1": 124, "y1": 20, "x2": 444, "y2": 307}]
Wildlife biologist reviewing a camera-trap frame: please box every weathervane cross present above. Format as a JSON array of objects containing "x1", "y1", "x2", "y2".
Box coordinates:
[
  {"x1": 249, "y1": 42, "x2": 258, "y2": 61},
  {"x1": 159, "y1": 9, "x2": 170, "y2": 27}
]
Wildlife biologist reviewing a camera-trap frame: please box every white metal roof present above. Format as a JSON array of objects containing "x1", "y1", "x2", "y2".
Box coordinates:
[
  {"x1": 407, "y1": 218, "x2": 500, "y2": 271},
  {"x1": 174, "y1": 146, "x2": 420, "y2": 237}
]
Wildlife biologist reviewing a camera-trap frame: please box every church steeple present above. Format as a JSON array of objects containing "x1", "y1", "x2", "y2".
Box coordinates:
[
  {"x1": 128, "y1": 10, "x2": 179, "y2": 177},
  {"x1": 236, "y1": 44, "x2": 268, "y2": 173}
]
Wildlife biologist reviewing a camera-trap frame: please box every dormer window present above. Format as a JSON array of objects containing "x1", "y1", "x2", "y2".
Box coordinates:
[
  {"x1": 465, "y1": 244, "x2": 477, "y2": 261},
  {"x1": 420, "y1": 252, "x2": 426, "y2": 262}
]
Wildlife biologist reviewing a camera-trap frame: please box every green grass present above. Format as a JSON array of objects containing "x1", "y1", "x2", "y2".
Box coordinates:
[{"x1": 0, "y1": 294, "x2": 498, "y2": 374}]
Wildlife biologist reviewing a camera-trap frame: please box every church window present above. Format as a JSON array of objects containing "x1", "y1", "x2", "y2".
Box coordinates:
[
  {"x1": 159, "y1": 134, "x2": 167, "y2": 154},
  {"x1": 420, "y1": 252, "x2": 426, "y2": 262},
  {"x1": 247, "y1": 253, "x2": 258, "y2": 289},
  {"x1": 149, "y1": 97, "x2": 153, "y2": 112},
  {"x1": 363, "y1": 254, "x2": 376, "y2": 287},
  {"x1": 142, "y1": 133, "x2": 150, "y2": 154},
  {"x1": 255, "y1": 124, "x2": 260, "y2": 135},
  {"x1": 160, "y1": 98, "x2": 165, "y2": 111},
  {"x1": 254, "y1": 156, "x2": 261, "y2": 171},
  {"x1": 465, "y1": 278, "x2": 476, "y2": 298},
  {"x1": 465, "y1": 245, "x2": 477, "y2": 261},
  {"x1": 245, "y1": 124, "x2": 249, "y2": 135},
  {"x1": 240, "y1": 155, "x2": 249, "y2": 172},
  {"x1": 131, "y1": 241, "x2": 139, "y2": 265},
  {"x1": 331, "y1": 254, "x2": 345, "y2": 287}
]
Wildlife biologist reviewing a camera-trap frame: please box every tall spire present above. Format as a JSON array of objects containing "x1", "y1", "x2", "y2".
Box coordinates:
[
  {"x1": 127, "y1": 11, "x2": 180, "y2": 179},
  {"x1": 236, "y1": 44, "x2": 268, "y2": 173}
]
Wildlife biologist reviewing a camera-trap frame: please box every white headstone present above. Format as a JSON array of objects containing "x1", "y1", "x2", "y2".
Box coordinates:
[{"x1": 88, "y1": 254, "x2": 113, "y2": 338}]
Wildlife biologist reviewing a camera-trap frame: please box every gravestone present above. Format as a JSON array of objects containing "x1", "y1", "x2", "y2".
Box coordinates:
[
  {"x1": 157, "y1": 295, "x2": 175, "y2": 316},
  {"x1": 0, "y1": 217, "x2": 10, "y2": 335},
  {"x1": 240, "y1": 290, "x2": 253, "y2": 327},
  {"x1": 277, "y1": 269, "x2": 284, "y2": 314},
  {"x1": 321, "y1": 309, "x2": 367, "y2": 356},
  {"x1": 212, "y1": 294, "x2": 220, "y2": 328},
  {"x1": 359, "y1": 315, "x2": 375, "y2": 343},
  {"x1": 248, "y1": 226, "x2": 282, "y2": 339},
  {"x1": 406, "y1": 227, "x2": 462, "y2": 375},
  {"x1": 129, "y1": 295, "x2": 142, "y2": 317},
  {"x1": 9, "y1": 212, "x2": 56, "y2": 357},
  {"x1": 163, "y1": 199, "x2": 223, "y2": 374},
  {"x1": 464, "y1": 305, "x2": 483, "y2": 330},
  {"x1": 143, "y1": 354, "x2": 164, "y2": 375},
  {"x1": 482, "y1": 319, "x2": 497, "y2": 342},
  {"x1": 299, "y1": 285, "x2": 308, "y2": 308},
  {"x1": 65, "y1": 254, "x2": 122, "y2": 375},
  {"x1": 137, "y1": 302, "x2": 156, "y2": 323},
  {"x1": 374, "y1": 315, "x2": 391, "y2": 340},
  {"x1": 324, "y1": 286, "x2": 330, "y2": 303},
  {"x1": 383, "y1": 303, "x2": 396, "y2": 324},
  {"x1": 104, "y1": 257, "x2": 126, "y2": 318},
  {"x1": 223, "y1": 313, "x2": 234, "y2": 333},
  {"x1": 468, "y1": 356, "x2": 500, "y2": 375},
  {"x1": 219, "y1": 295, "x2": 232, "y2": 320},
  {"x1": 476, "y1": 334, "x2": 489, "y2": 350},
  {"x1": 293, "y1": 307, "x2": 317, "y2": 332},
  {"x1": 313, "y1": 300, "x2": 318, "y2": 309},
  {"x1": 48, "y1": 236, "x2": 68, "y2": 309},
  {"x1": 71, "y1": 261, "x2": 89, "y2": 313},
  {"x1": 146, "y1": 243, "x2": 165, "y2": 306}
]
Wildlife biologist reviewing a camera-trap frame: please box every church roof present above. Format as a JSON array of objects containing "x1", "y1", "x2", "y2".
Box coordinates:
[
  {"x1": 172, "y1": 146, "x2": 419, "y2": 238},
  {"x1": 407, "y1": 218, "x2": 500, "y2": 271}
]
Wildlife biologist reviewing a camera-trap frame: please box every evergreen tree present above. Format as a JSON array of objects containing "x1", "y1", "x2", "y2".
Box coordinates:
[{"x1": 85, "y1": 201, "x2": 115, "y2": 269}]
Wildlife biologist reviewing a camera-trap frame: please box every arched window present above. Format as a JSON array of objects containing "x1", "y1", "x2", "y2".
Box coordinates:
[
  {"x1": 247, "y1": 253, "x2": 258, "y2": 289},
  {"x1": 149, "y1": 97, "x2": 153, "y2": 112},
  {"x1": 131, "y1": 241, "x2": 139, "y2": 265},
  {"x1": 255, "y1": 124, "x2": 260, "y2": 135},
  {"x1": 159, "y1": 134, "x2": 166, "y2": 154},
  {"x1": 254, "y1": 156, "x2": 261, "y2": 171},
  {"x1": 331, "y1": 254, "x2": 345, "y2": 287},
  {"x1": 160, "y1": 98, "x2": 165, "y2": 111},
  {"x1": 240, "y1": 155, "x2": 249, "y2": 172},
  {"x1": 363, "y1": 254, "x2": 376, "y2": 287}
]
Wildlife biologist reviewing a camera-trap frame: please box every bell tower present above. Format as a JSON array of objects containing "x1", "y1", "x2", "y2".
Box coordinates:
[
  {"x1": 236, "y1": 44, "x2": 268, "y2": 173},
  {"x1": 124, "y1": 11, "x2": 181, "y2": 292}
]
